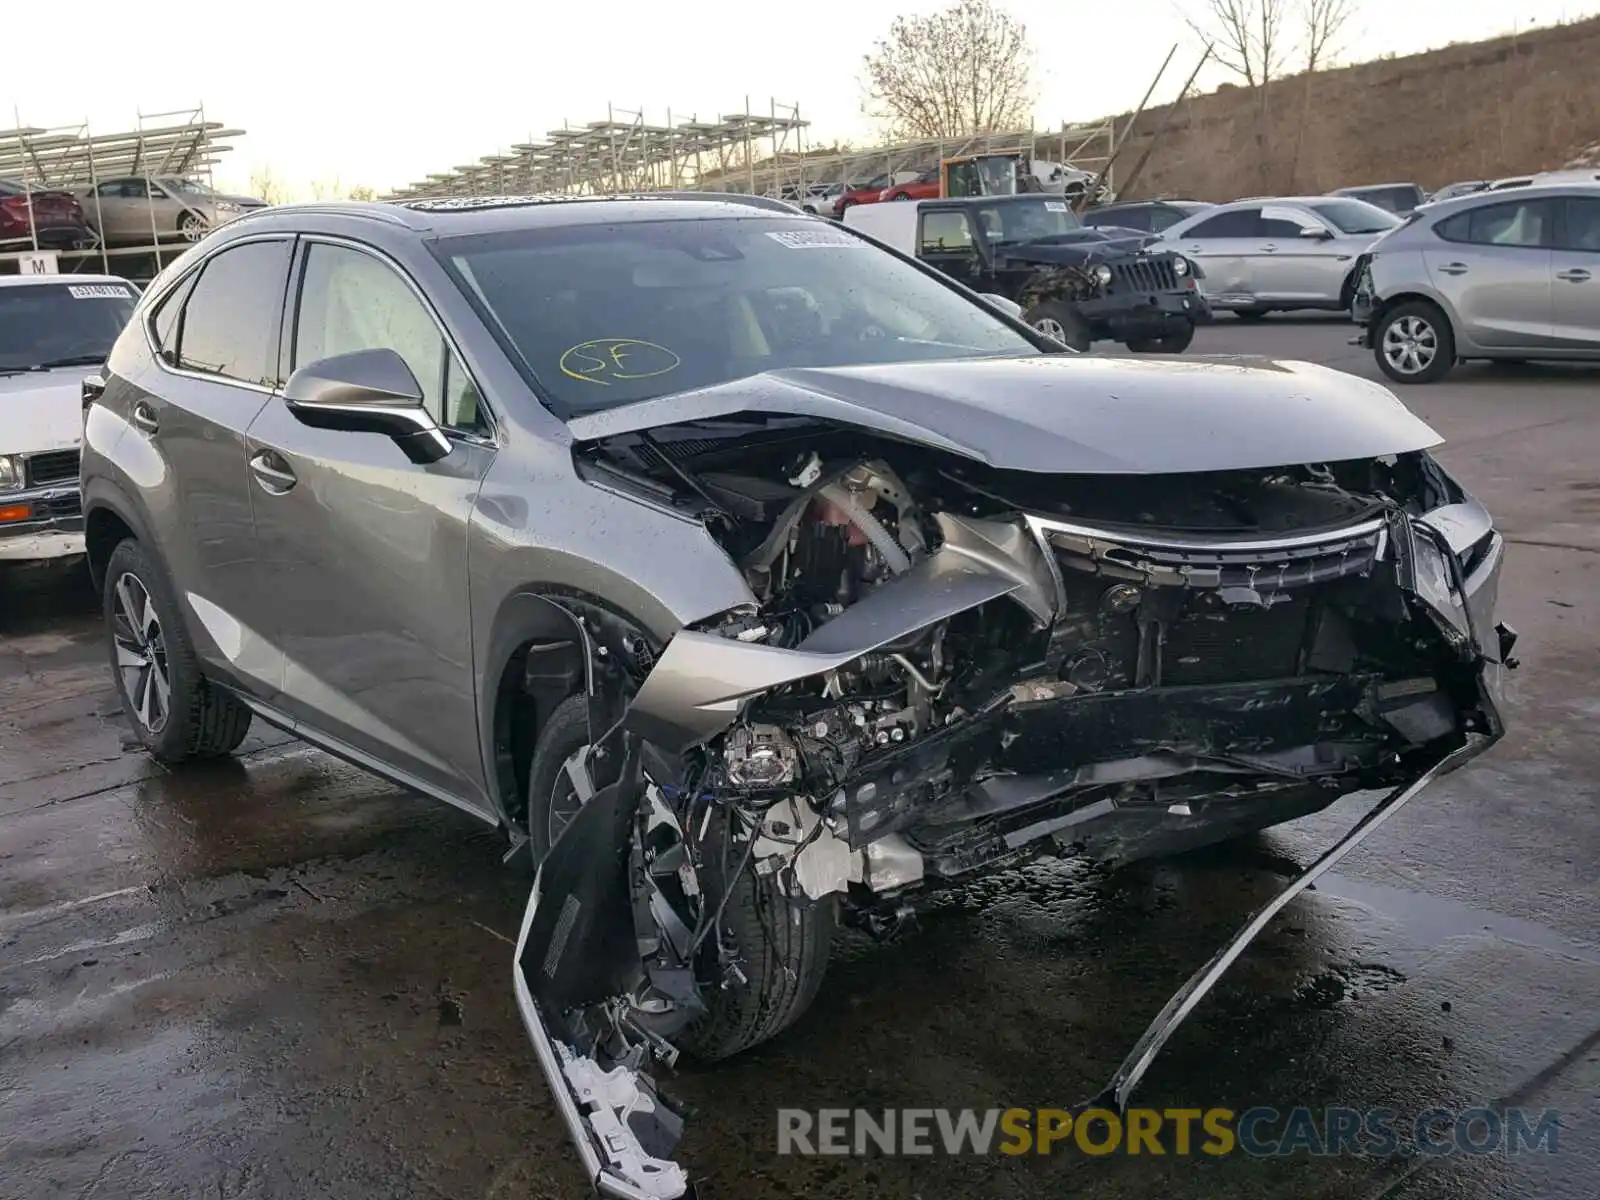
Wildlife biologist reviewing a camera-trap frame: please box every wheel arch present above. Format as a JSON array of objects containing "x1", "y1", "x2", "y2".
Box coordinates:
[
  {"x1": 82, "y1": 476, "x2": 157, "y2": 595},
  {"x1": 479, "y1": 588, "x2": 666, "y2": 833}
]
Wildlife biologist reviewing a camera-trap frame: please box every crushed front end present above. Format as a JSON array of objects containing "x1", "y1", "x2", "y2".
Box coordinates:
[{"x1": 515, "y1": 427, "x2": 1511, "y2": 1196}]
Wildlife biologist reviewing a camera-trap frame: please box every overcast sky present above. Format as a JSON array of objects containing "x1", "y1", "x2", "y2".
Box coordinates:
[{"x1": 4, "y1": 0, "x2": 1591, "y2": 196}]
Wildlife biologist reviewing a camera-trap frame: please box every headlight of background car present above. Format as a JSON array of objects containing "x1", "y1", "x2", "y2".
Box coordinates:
[
  {"x1": 0, "y1": 454, "x2": 24, "y2": 492},
  {"x1": 1172, "y1": 257, "x2": 1189, "y2": 277},
  {"x1": 1093, "y1": 264, "x2": 1113, "y2": 285}
]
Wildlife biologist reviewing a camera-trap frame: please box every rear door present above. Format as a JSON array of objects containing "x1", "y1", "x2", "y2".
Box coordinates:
[
  {"x1": 130, "y1": 235, "x2": 295, "y2": 693},
  {"x1": 244, "y1": 237, "x2": 497, "y2": 812},
  {"x1": 1427, "y1": 198, "x2": 1555, "y2": 349},
  {"x1": 1170, "y1": 207, "x2": 1261, "y2": 305},
  {"x1": 1551, "y1": 194, "x2": 1600, "y2": 348}
]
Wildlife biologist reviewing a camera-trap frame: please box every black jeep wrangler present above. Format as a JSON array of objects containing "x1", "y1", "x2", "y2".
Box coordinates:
[{"x1": 904, "y1": 195, "x2": 1207, "y2": 353}]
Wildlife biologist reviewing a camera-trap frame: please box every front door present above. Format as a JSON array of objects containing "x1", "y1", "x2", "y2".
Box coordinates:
[
  {"x1": 244, "y1": 237, "x2": 497, "y2": 812},
  {"x1": 1551, "y1": 194, "x2": 1600, "y2": 349},
  {"x1": 128, "y1": 235, "x2": 294, "y2": 695},
  {"x1": 1250, "y1": 205, "x2": 1346, "y2": 303},
  {"x1": 916, "y1": 207, "x2": 986, "y2": 291},
  {"x1": 1425, "y1": 197, "x2": 1555, "y2": 349}
]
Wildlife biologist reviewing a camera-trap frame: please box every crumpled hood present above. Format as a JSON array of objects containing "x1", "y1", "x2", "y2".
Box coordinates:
[
  {"x1": 565, "y1": 354, "x2": 1442, "y2": 475},
  {"x1": 996, "y1": 231, "x2": 1155, "y2": 266},
  {"x1": 0, "y1": 367, "x2": 85, "y2": 456}
]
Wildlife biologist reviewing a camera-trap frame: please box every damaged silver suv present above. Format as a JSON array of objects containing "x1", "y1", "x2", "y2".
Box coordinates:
[{"x1": 81, "y1": 195, "x2": 1513, "y2": 1198}]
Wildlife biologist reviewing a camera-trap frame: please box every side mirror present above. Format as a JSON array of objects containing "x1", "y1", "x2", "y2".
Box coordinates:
[
  {"x1": 283, "y1": 348, "x2": 451, "y2": 465},
  {"x1": 981, "y1": 293, "x2": 1024, "y2": 319},
  {"x1": 1298, "y1": 226, "x2": 1333, "y2": 240}
]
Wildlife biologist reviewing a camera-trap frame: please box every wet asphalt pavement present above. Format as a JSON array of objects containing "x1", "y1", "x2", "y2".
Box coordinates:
[{"x1": 3, "y1": 317, "x2": 1597, "y2": 1200}]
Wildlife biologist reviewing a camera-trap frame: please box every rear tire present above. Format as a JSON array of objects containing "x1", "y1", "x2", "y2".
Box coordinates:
[
  {"x1": 1125, "y1": 321, "x2": 1195, "y2": 354},
  {"x1": 1233, "y1": 306, "x2": 1270, "y2": 321},
  {"x1": 103, "y1": 538, "x2": 251, "y2": 764},
  {"x1": 1023, "y1": 300, "x2": 1093, "y2": 351},
  {"x1": 1374, "y1": 299, "x2": 1455, "y2": 384}
]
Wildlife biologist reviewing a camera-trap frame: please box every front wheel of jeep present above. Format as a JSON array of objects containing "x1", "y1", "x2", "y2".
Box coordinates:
[
  {"x1": 1023, "y1": 300, "x2": 1092, "y2": 351},
  {"x1": 103, "y1": 538, "x2": 251, "y2": 764}
]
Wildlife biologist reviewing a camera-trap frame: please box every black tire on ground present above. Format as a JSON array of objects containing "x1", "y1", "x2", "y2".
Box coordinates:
[
  {"x1": 525, "y1": 693, "x2": 593, "y2": 863},
  {"x1": 525, "y1": 696, "x2": 834, "y2": 1059},
  {"x1": 1023, "y1": 300, "x2": 1093, "y2": 351},
  {"x1": 1373, "y1": 299, "x2": 1456, "y2": 385},
  {"x1": 103, "y1": 537, "x2": 251, "y2": 764},
  {"x1": 678, "y1": 839, "x2": 835, "y2": 1061},
  {"x1": 1125, "y1": 321, "x2": 1196, "y2": 354},
  {"x1": 1233, "y1": 306, "x2": 1270, "y2": 321}
]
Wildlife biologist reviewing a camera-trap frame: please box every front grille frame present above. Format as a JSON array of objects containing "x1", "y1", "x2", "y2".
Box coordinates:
[
  {"x1": 24, "y1": 449, "x2": 81, "y2": 488},
  {"x1": 1109, "y1": 253, "x2": 1180, "y2": 295}
]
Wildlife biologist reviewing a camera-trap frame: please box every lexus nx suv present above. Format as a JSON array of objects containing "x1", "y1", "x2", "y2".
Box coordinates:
[{"x1": 81, "y1": 195, "x2": 1513, "y2": 1198}]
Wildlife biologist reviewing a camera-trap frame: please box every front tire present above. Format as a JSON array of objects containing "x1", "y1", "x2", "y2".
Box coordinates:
[
  {"x1": 103, "y1": 538, "x2": 251, "y2": 763},
  {"x1": 525, "y1": 695, "x2": 834, "y2": 1059},
  {"x1": 178, "y1": 211, "x2": 208, "y2": 242},
  {"x1": 1125, "y1": 321, "x2": 1195, "y2": 354},
  {"x1": 1233, "y1": 306, "x2": 1270, "y2": 321},
  {"x1": 1374, "y1": 299, "x2": 1455, "y2": 384},
  {"x1": 1024, "y1": 300, "x2": 1092, "y2": 351}
]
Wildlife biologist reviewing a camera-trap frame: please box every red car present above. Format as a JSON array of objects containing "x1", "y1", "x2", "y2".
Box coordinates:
[
  {"x1": 0, "y1": 179, "x2": 95, "y2": 251},
  {"x1": 879, "y1": 169, "x2": 941, "y2": 202},
  {"x1": 832, "y1": 174, "x2": 895, "y2": 216}
]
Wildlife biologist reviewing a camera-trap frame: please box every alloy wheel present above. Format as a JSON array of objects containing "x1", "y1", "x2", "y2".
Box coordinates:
[
  {"x1": 1034, "y1": 317, "x2": 1069, "y2": 343},
  {"x1": 112, "y1": 572, "x2": 171, "y2": 734},
  {"x1": 1382, "y1": 314, "x2": 1437, "y2": 376},
  {"x1": 180, "y1": 214, "x2": 208, "y2": 242}
]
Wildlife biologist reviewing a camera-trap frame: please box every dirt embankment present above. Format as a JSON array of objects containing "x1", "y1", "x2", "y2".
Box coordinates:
[{"x1": 1096, "y1": 15, "x2": 1600, "y2": 200}]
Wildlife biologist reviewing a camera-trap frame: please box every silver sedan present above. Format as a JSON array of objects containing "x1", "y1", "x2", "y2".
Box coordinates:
[
  {"x1": 1353, "y1": 182, "x2": 1600, "y2": 383},
  {"x1": 1155, "y1": 196, "x2": 1399, "y2": 318}
]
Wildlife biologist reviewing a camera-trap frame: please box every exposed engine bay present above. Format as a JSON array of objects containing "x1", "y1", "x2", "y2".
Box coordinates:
[{"x1": 518, "y1": 412, "x2": 1514, "y2": 1200}]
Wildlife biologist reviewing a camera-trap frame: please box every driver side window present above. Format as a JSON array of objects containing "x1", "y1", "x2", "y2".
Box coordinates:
[
  {"x1": 1259, "y1": 206, "x2": 1319, "y2": 237},
  {"x1": 292, "y1": 242, "x2": 489, "y2": 436},
  {"x1": 919, "y1": 210, "x2": 975, "y2": 252}
]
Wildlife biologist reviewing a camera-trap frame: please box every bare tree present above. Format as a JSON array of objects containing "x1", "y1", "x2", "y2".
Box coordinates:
[
  {"x1": 310, "y1": 175, "x2": 343, "y2": 201},
  {"x1": 1302, "y1": 0, "x2": 1354, "y2": 70},
  {"x1": 248, "y1": 165, "x2": 291, "y2": 206},
  {"x1": 346, "y1": 184, "x2": 378, "y2": 201},
  {"x1": 862, "y1": 0, "x2": 1035, "y2": 139},
  {"x1": 1185, "y1": 0, "x2": 1288, "y2": 91}
]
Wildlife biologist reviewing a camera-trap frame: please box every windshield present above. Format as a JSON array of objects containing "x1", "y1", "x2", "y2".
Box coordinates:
[
  {"x1": 1308, "y1": 199, "x2": 1401, "y2": 235},
  {"x1": 975, "y1": 197, "x2": 1083, "y2": 243},
  {"x1": 0, "y1": 281, "x2": 136, "y2": 373},
  {"x1": 435, "y1": 215, "x2": 1040, "y2": 417}
]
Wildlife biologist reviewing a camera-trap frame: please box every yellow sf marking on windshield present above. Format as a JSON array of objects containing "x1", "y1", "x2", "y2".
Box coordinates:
[{"x1": 559, "y1": 339, "x2": 681, "y2": 386}]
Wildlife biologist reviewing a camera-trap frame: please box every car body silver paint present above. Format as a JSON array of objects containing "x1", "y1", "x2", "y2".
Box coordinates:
[
  {"x1": 565, "y1": 354, "x2": 1442, "y2": 475},
  {"x1": 625, "y1": 549, "x2": 1026, "y2": 752}
]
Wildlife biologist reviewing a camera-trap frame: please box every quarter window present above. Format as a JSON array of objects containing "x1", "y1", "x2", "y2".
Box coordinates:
[
  {"x1": 1185, "y1": 208, "x2": 1261, "y2": 238},
  {"x1": 292, "y1": 241, "x2": 489, "y2": 436},
  {"x1": 172, "y1": 239, "x2": 292, "y2": 387}
]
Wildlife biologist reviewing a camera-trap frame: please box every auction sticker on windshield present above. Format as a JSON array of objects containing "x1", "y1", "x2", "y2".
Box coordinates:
[
  {"x1": 1044, "y1": 201, "x2": 1069, "y2": 212},
  {"x1": 766, "y1": 229, "x2": 864, "y2": 249},
  {"x1": 67, "y1": 285, "x2": 134, "y2": 300}
]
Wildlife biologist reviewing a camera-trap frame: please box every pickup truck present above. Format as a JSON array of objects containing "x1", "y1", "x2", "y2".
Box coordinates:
[{"x1": 844, "y1": 194, "x2": 1206, "y2": 352}]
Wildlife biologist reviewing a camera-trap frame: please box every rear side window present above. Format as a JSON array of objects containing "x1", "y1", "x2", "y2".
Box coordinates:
[
  {"x1": 1098, "y1": 207, "x2": 1152, "y2": 231},
  {"x1": 1435, "y1": 200, "x2": 1552, "y2": 248},
  {"x1": 1186, "y1": 208, "x2": 1261, "y2": 238},
  {"x1": 172, "y1": 239, "x2": 293, "y2": 387},
  {"x1": 1148, "y1": 206, "x2": 1190, "y2": 231}
]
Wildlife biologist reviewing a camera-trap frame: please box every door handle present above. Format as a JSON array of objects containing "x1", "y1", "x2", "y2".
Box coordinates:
[
  {"x1": 1437, "y1": 262, "x2": 1469, "y2": 276},
  {"x1": 1556, "y1": 268, "x2": 1592, "y2": 282},
  {"x1": 1187, "y1": 245, "x2": 1203, "y2": 254},
  {"x1": 1258, "y1": 244, "x2": 1278, "y2": 253},
  {"x1": 131, "y1": 400, "x2": 159, "y2": 433},
  {"x1": 248, "y1": 451, "x2": 297, "y2": 494}
]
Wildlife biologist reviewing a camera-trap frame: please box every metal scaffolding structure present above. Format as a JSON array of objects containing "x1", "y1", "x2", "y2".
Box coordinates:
[
  {"x1": 0, "y1": 106, "x2": 244, "y2": 277},
  {"x1": 385, "y1": 99, "x2": 1122, "y2": 202}
]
